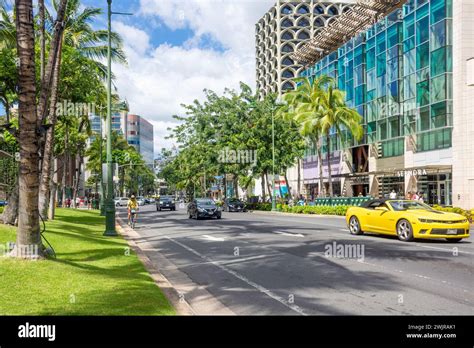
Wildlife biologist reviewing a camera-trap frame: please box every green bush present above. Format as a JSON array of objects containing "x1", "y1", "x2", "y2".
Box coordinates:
[
  {"x1": 432, "y1": 205, "x2": 473, "y2": 223},
  {"x1": 246, "y1": 203, "x2": 272, "y2": 211},
  {"x1": 0, "y1": 206, "x2": 3, "y2": 214},
  {"x1": 247, "y1": 203, "x2": 349, "y2": 216}
]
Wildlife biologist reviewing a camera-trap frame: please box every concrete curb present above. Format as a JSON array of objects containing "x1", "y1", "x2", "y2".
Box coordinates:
[
  {"x1": 115, "y1": 218, "x2": 195, "y2": 316},
  {"x1": 250, "y1": 210, "x2": 346, "y2": 219}
]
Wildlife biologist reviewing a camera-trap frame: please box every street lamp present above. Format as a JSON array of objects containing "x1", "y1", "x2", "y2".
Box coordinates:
[
  {"x1": 104, "y1": 0, "x2": 133, "y2": 236},
  {"x1": 271, "y1": 98, "x2": 286, "y2": 212}
]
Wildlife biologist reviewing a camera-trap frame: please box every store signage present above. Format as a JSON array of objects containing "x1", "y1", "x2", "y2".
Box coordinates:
[{"x1": 396, "y1": 169, "x2": 427, "y2": 178}]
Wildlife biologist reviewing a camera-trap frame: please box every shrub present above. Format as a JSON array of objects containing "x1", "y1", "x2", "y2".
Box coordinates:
[
  {"x1": 247, "y1": 203, "x2": 349, "y2": 216},
  {"x1": 432, "y1": 205, "x2": 473, "y2": 223},
  {"x1": 0, "y1": 207, "x2": 3, "y2": 214},
  {"x1": 246, "y1": 203, "x2": 272, "y2": 211}
]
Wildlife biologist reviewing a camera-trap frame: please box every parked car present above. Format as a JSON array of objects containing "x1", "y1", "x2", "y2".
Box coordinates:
[
  {"x1": 114, "y1": 197, "x2": 129, "y2": 207},
  {"x1": 346, "y1": 199, "x2": 470, "y2": 243},
  {"x1": 137, "y1": 196, "x2": 146, "y2": 206},
  {"x1": 188, "y1": 198, "x2": 222, "y2": 220},
  {"x1": 223, "y1": 198, "x2": 246, "y2": 212},
  {"x1": 157, "y1": 196, "x2": 176, "y2": 211}
]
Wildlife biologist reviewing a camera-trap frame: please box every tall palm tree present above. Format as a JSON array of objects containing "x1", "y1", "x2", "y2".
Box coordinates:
[
  {"x1": 317, "y1": 83, "x2": 364, "y2": 197},
  {"x1": 38, "y1": 0, "x2": 127, "y2": 218},
  {"x1": 14, "y1": 0, "x2": 42, "y2": 257},
  {"x1": 280, "y1": 76, "x2": 331, "y2": 197}
]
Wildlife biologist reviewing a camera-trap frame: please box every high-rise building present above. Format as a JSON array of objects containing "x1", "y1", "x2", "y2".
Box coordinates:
[
  {"x1": 294, "y1": 0, "x2": 474, "y2": 209},
  {"x1": 256, "y1": 0, "x2": 353, "y2": 97},
  {"x1": 127, "y1": 114, "x2": 154, "y2": 167}
]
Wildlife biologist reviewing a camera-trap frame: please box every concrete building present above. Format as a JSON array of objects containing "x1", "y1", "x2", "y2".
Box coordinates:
[
  {"x1": 293, "y1": 0, "x2": 474, "y2": 209},
  {"x1": 127, "y1": 114, "x2": 154, "y2": 167},
  {"x1": 256, "y1": 0, "x2": 353, "y2": 97}
]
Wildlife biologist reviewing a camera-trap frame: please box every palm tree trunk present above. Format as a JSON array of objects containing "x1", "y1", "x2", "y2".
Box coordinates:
[
  {"x1": 297, "y1": 158, "x2": 301, "y2": 197},
  {"x1": 14, "y1": 0, "x2": 43, "y2": 258},
  {"x1": 39, "y1": 38, "x2": 63, "y2": 219},
  {"x1": 1, "y1": 177, "x2": 19, "y2": 225},
  {"x1": 284, "y1": 171, "x2": 292, "y2": 200},
  {"x1": 72, "y1": 153, "x2": 82, "y2": 208},
  {"x1": 265, "y1": 172, "x2": 272, "y2": 201},
  {"x1": 326, "y1": 133, "x2": 333, "y2": 197},
  {"x1": 48, "y1": 158, "x2": 57, "y2": 220},
  {"x1": 39, "y1": 0, "x2": 45, "y2": 82},
  {"x1": 260, "y1": 173, "x2": 266, "y2": 202},
  {"x1": 36, "y1": 0, "x2": 67, "y2": 127},
  {"x1": 315, "y1": 137, "x2": 325, "y2": 198},
  {"x1": 233, "y1": 175, "x2": 239, "y2": 199}
]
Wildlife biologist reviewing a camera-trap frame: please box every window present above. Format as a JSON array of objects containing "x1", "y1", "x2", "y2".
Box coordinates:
[
  {"x1": 416, "y1": 16, "x2": 429, "y2": 44},
  {"x1": 390, "y1": 117, "x2": 401, "y2": 137},
  {"x1": 417, "y1": 128, "x2": 452, "y2": 152},
  {"x1": 366, "y1": 48, "x2": 375, "y2": 70},
  {"x1": 404, "y1": 13, "x2": 415, "y2": 38},
  {"x1": 387, "y1": 24, "x2": 400, "y2": 48},
  {"x1": 404, "y1": 74, "x2": 416, "y2": 100},
  {"x1": 377, "y1": 53, "x2": 386, "y2": 77},
  {"x1": 282, "y1": 69, "x2": 295, "y2": 78},
  {"x1": 327, "y1": 6, "x2": 338, "y2": 16},
  {"x1": 431, "y1": 101, "x2": 447, "y2": 128},
  {"x1": 430, "y1": 0, "x2": 446, "y2": 23},
  {"x1": 281, "y1": 5, "x2": 293, "y2": 14},
  {"x1": 416, "y1": 42, "x2": 429, "y2": 70},
  {"x1": 298, "y1": 31, "x2": 310, "y2": 40},
  {"x1": 282, "y1": 57, "x2": 294, "y2": 66},
  {"x1": 431, "y1": 74, "x2": 447, "y2": 103},
  {"x1": 376, "y1": 32, "x2": 386, "y2": 54},
  {"x1": 282, "y1": 81, "x2": 294, "y2": 91},
  {"x1": 281, "y1": 44, "x2": 294, "y2": 53},
  {"x1": 297, "y1": 5, "x2": 309, "y2": 14},
  {"x1": 367, "y1": 69, "x2": 376, "y2": 91},
  {"x1": 431, "y1": 46, "x2": 449, "y2": 76},
  {"x1": 387, "y1": 58, "x2": 399, "y2": 82},
  {"x1": 281, "y1": 31, "x2": 293, "y2": 40},
  {"x1": 314, "y1": 17, "x2": 324, "y2": 27},
  {"x1": 430, "y1": 20, "x2": 446, "y2": 51},
  {"x1": 378, "y1": 120, "x2": 388, "y2": 140},
  {"x1": 297, "y1": 18, "x2": 310, "y2": 27},
  {"x1": 419, "y1": 106, "x2": 430, "y2": 131},
  {"x1": 281, "y1": 19, "x2": 293, "y2": 28},
  {"x1": 314, "y1": 4, "x2": 324, "y2": 14},
  {"x1": 417, "y1": 80, "x2": 430, "y2": 106}
]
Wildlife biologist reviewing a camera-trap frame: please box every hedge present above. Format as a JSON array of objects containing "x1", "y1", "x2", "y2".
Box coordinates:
[
  {"x1": 247, "y1": 203, "x2": 348, "y2": 216},
  {"x1": 432, "y1": 205, "x2": 473, "y2": 223},
  {"x1": 0, "y1": 206, "x2": 3, "y2": 214}
]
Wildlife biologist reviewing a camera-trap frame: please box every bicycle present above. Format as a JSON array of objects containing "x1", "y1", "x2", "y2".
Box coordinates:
[{"x1": 128, "y1": 209, "x2": 138, "y2": 229}]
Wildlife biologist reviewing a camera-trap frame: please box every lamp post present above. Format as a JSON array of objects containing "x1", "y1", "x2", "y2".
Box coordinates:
[
  {"x1": 103, "y1": 0, "x2": 132, "y2": 236},
  {"x1": 271, "y1": 98, "x2": 285, "y2": 212}
]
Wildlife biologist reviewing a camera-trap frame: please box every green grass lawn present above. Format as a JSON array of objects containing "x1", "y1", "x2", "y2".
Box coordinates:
[{"x1": 0, "y1": 209, "x2": 175, "y2": 315}]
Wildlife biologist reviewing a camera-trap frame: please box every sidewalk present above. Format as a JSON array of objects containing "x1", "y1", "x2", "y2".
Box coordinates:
[{"x1": 116, "y1": 217, "x2": 235, "y2": 316}]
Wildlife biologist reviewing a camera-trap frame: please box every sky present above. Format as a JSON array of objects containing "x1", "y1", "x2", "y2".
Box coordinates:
[
  {"x1": 1, "y1": 0, "x2": 275, "y2": 156},
  {"x1": 83, "y1": 0, "x2": 276, "y2": 154}
]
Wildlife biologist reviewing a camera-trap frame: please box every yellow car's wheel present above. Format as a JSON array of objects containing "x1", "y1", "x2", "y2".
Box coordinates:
[
  {"x1": 397, "y1": 219, "x2": 414, "y2": 242},
  {"x1": 349, "y1": 216, "x2": 363, "y2": 235}
]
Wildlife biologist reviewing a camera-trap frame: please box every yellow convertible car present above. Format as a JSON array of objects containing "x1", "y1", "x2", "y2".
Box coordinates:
[{"x1": 346, "y1": 199, "x2": 470, "y2": 242}]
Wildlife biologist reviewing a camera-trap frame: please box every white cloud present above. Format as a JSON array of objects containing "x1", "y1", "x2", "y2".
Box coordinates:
[{"x1": 112, "y1": 0, "x2": 274, "y2": 156}]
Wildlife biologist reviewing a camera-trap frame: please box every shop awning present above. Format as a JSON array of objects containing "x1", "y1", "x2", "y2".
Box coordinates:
[{"x1": 293, "y1": 0, "x2": 407, "y2": 66}]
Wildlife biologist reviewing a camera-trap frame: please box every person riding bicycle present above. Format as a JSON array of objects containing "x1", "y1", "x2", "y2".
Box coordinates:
[{"x1": 127, "y1": 195, "x2": 139, "y2": 226}]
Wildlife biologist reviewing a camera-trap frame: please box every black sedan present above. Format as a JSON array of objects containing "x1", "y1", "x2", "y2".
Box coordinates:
[
  {"x1": 157, "y1": 196, "x2": 176, "y2": 211},
  {"x1": 223, "y1": 198, "x2": 246, "y2": 212},
  {"x1": 188, "y1": 198, "x2": 222, "y2": 220}
]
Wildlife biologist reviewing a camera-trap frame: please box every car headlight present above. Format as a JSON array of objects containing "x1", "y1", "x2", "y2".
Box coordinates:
[
  {"x1": 197, "y1": 207, "x2": 204, "y2": 212},
  {"x1": 159, "y1": 201, "x2": 163, "y2": 204},
  {"x1": 461, "y1": 218, "x2": 468, "y2": 223},
  {"x1": 418, "y1": 218, "x2": 435, "y2": 223}
]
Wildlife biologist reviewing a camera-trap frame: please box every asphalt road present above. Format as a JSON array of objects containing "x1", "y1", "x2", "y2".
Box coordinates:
[{"x1": 117, "y1": 205, "x2": 474, "y2": 315}]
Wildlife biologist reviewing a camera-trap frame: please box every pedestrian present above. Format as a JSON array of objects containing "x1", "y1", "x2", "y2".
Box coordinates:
[
  {"x1": 412, "y1": 191, "x2": 419, "y2": 200},
  {"x1": 406, "y1": 191, "x2": 412, "y2": 200},
  {"x1": 389, "y1": 189, "x2": 397, "y2": 199},
  {"x1": 418, "y1": 192, "x2": 424, "y2": 202}
]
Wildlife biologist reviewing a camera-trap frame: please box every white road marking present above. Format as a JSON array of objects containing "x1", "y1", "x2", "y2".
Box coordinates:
[
  {"x1": 274, "y1": 231, "x2": 305, "y2": 238},
  {"x1": 414, "y1": 244, "x2": 474, "y2": 255},
  {"x1": 164, "y1": 235, "x2": 307, "y2": 316},
  {"x1": 202, "y1": 235, "x2": 225, "y2": 242}
]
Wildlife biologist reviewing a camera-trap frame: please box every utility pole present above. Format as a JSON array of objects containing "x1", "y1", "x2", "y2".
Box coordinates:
[{"x1": 103, "y1": 0, "x2": 132, "y2": 236}]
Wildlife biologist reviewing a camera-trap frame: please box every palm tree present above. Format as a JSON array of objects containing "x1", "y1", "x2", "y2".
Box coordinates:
[
  {"x1": 280, "y1": 76, "x2": 331, "y2": 197},
  {"x1": 281, "y1": 76, "x2": 363, "y2": 197},
  {"x1": 317, "y1": 83, "x2": 364, "y2": 197},
  {"x1": 38, "y1": 0, "x2": 127, "y2": 218},
  {"x1": 14, "y1": 0, "x2": 42, "y2": 257}
]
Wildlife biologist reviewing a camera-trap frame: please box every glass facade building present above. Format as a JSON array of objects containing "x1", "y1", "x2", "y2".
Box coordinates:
[{"x1": 299, "y1": 0, "x2": 462, "y2": 206}]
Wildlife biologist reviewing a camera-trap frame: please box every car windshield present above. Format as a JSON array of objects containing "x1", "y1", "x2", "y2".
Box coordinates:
[
  {"x1": 161, "y1": 197, "x2": 172, "y2": 201},
  {"x1": 197, "y1": 199, "x2": 214, "y2": 205},
  {"x1": 228, "y1": 199, "x2": 240, "y2": 203},
  {"x1": 389, "y1": 200, "x2": 434, "y2": 211}
]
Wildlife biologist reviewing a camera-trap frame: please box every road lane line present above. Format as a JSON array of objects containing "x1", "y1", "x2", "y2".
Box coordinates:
[
  {"x1": 274, "y1": 231, "x2": 305, "y2": 238},
  {"x1": 413, "y1": 244, "x2": 474, "y2": 255},
  {"x1": 202, "y1": 235, "x2": 225, "y2": 242},
  {"x1": 164, "y1": 235, "x2": 307, "y2": 316}
]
